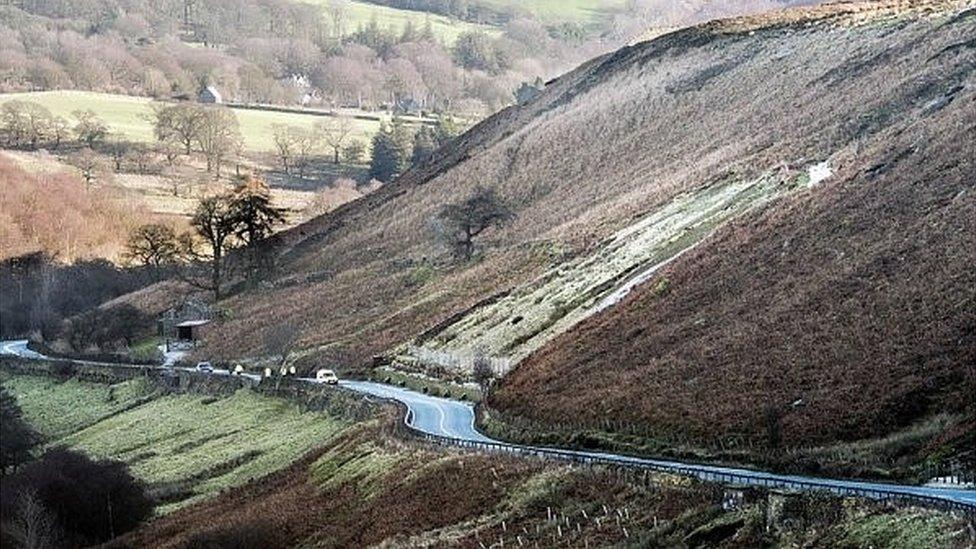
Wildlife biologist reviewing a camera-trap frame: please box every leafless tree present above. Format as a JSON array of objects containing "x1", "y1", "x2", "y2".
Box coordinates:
[
  {"x1": 195, "y1": 107, "x2": 241, "y2": 178},
  {"x1": 271, "y1": 124, "x2": 297, "y2": 174},
  {"x1": 317, "y1": 115, "x2": 354, "y2": 165},
  {"x1": 72, "y1": 109, "x2": 108, "y2": 148},
  {"x1": 472, "y1": 349, "x2": 495, "y2": 395},
  {"x1": 0, "y1": 101, "x2": 54, "y2": 150},
  {"x1": 151, "y1": 103, "x2": 204, "y2": 155},
  {"x1": 2, "y1": 489, "x2": 62, "y2": 549},
  {"x1": 105, "y1": 136, "x2": 128, "y2": 172},
  {"x1": 49, "y1": 116, "x2": 70, "y2": 149},
  {"x1": 274, "y1": 124, "x2": 320, "y2": 177},
  {"x1": 435, "y1": 186, "x2": 514, "y2": 260},
  {"x1": 265, "y1": 320, "x2": 299, "y2": 368},
  {"x1": 326, "y1": 0, "x2": 349, "y2": 41},
  {"x1": 66, "y1": 148, "x2": 106, "y2": 188},
  {"x1": 124, "y1": 224, "x2": 180, "y2": 278},
  {"x1": 265, "y1": 319, "x2": 300, "y2": 388},
  {"x1": 157, "y1": 138, "x2": 183, "y2": 170}
]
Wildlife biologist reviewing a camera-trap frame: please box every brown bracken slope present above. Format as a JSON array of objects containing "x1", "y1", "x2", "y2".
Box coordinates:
[
  {"x1": 489, "y1": 6, "x2": 976, "y2": 453},
  {"x1": 107, "y1": 413, "x2": 974, "y2": 548},
  {"x1": 195, "y1": 1, "x2": 975, "y2": 380}
]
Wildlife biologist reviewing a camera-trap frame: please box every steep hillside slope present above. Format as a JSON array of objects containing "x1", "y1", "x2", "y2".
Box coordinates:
[
  {"x1": 195, "y1": 0, "x2": 973, "y2": 389},
  {"x1": 485, "y1": 5, "x2": 976, "y2": 465},
  {"x1": 488, "y1": 62, "x2": 975, "y2": 455}
]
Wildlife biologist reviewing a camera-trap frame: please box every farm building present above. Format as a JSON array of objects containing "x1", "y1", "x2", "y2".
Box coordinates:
[
  {"x1": 198, "y1": 85, "x2": 222, "y2": 104},
  {"x1": 174, "y1": 319, "x2": 211, "y2": 342},
  {"x1": 158, "y1": 299, "x2": 214, "y2": 345}
]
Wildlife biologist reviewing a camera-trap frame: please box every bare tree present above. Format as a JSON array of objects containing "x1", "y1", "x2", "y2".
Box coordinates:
[
  {"x1": 126, "y1": 144, "x2": 154, "y2": 174},
  {"x1": 72, "y1": 109, "x2": 108, "y2": 148},
  {"x1": 265, "y1": 320, "x2": 299, "y2": 368},
  {"x1": 105, "y1": 136, "x2": 128, "y2": 172},
  {"x1": 271, "y1": 124, "x2": 296, "y2": 174},
  {"x1": 273, "y1": 125, "x2": 320, "y2": 177},
  {"x1": 124, "y1": 224, "x2": 180, "y2": 278},
  {"x1": 157, "y1": 137, "x2": 183, "y2": 170},
  {"x1": 188, "y1": 193, "x2": 238, "y2": 301},
  {"x1": 435, "y1": 186, "x2": 514, "y2": 260},
  {"x1": 49, "y1": 116, "x2": 70, "y2": 149},
  {"x1": 151, "y1": 103, "x2": 203, "y2": 155},
  {"x1": 195, "y1": 107, "x2": 241, "y2": 178},
  {"x1": 3, "y1": 489, "x2": 62, "y2": 549},
  {"x1": 317, "y1": 115, "x2": 354, "y2": 164},
  {"x1": 472, "y1": 349, "x2": 495, "y2": 395},
  {"x1": 326, "y1": 0, "x2": 348, "y2": 41},
  {"x1": 66, "y1": 148, "x2": 106, "y2": 188},
  {"x1": 265, "y1": 320, "x2": 299, "y2": 388},
  {"x1": 0, "y1": 101, "x2": 54, "y2": 150}
]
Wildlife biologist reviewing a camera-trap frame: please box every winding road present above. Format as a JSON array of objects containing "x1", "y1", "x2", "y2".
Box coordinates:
[{"x1": 2, "y1": 339, "x2": 973, "y2": 512}]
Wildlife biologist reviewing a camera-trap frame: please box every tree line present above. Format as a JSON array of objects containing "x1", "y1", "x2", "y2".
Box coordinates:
[{"x1": 0, "y1": 0, "x2": 613, "y2": 118}]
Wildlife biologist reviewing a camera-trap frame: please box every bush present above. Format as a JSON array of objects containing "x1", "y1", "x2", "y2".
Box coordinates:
[
  {"x1": 0, "y1": 449, "x2": 153, "y2": 547},
  {"x1": 0, "y1": 385, "x2": 41, "y2": 475}
]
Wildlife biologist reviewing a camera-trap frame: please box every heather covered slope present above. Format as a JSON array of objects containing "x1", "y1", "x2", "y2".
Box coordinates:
[
  {"x1": 488, "y1": 9, "x2": 976, "y2": 466},
  {"x1": 490, "y1": 83, "x2": 976, "y2": 454},
  {"x1": 198, "y1": 1, "x2": 974, "y2": 379}
]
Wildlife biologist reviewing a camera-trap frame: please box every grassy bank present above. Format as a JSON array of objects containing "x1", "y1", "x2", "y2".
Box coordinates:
[
  {"x1": 478, "y1": 406, "x2": 972, "y2": 485},
  {"x1": 112, "y1": 416, "x2": 973, "y2": 548},
  {"x1": 2, "y1": 373, "x2": 351, "y2": 512}
]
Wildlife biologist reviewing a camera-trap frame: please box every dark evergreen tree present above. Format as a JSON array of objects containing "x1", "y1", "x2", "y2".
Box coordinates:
[
  {"x1": 0, "y1": 385, "x2": 40, "y2": 476},
  {"x1": 411, "y1": 124, "x2": 440, "y2": 165},
  {"x1": 369, "y1": 119, "x2": 413, "y2": 182}
]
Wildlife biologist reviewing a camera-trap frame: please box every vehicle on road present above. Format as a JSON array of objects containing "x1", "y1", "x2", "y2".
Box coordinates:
[
  {"x1": 232, "y1": 364, "x2": 245, "y2": 375},
  {"x1": 316, "y1": 369, "x2": 339, "y2": 384},
  {"x1": 196, "y1": 361, "x2": 214, "y2": 373}
]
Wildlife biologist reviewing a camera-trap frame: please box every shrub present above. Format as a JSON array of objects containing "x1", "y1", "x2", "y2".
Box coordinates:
[{"x1": 0, "y1": 449, "x2": 153, "y2": 547}]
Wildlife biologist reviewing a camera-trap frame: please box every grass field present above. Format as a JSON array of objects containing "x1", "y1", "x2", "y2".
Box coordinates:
[
  {"x1": 310, "y1": 0, "x2": 625, "y2": 33},
  {"x1": 2, "y1": 374, "x2": 349, "y2": 512},
  {"x1": 0, "y1": 91, "x2": 383, "y2": 153},
  {"x1": 481, "y1": 0, "x2": 627, "y2": 26},
  {"x1": 303, "y1": 0, "x2": 497, "y2": 43}
]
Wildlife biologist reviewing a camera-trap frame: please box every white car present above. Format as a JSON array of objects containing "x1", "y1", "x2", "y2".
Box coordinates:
[
  {"x1": 316, "y1": 369, "x2": 339, "y2": 385},
  {"x1": 196, "y1": 361, "x2": 214, "y2": 373}
]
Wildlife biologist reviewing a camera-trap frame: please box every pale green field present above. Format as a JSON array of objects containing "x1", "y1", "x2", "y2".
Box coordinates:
[
  {"x1": 310, "y1": 0, "x2": 625, "y2": 33},
  {"x1": 3, "y1": 374, "x2": 349, "y2": 512},
  {"x1": 305, "y1": 0, "x2": 498, "y2": 43},
  {"x1": 480, "y1": 0, "x2": 627, "y2": 26},
  {"x1": 0, "y1": 90, "x2": 383, "y2": 152},
  {"x1": 1, "y1": 374, "x2": 158, "y2": 440}
]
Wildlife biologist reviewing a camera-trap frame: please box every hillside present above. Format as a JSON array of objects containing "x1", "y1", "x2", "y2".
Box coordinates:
[
  {"x1": 6, "y1": 369, "x2": 964, "y2": 548},
  {"x1": 106, "y1": 0, "x2": 975, "y2": 471},
  {"x1": 0, "y1": 373, "x2": 354, "y2": 513},
  {"x1": 107, "y1": 402, "x2": 970, "y2": 549}
]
